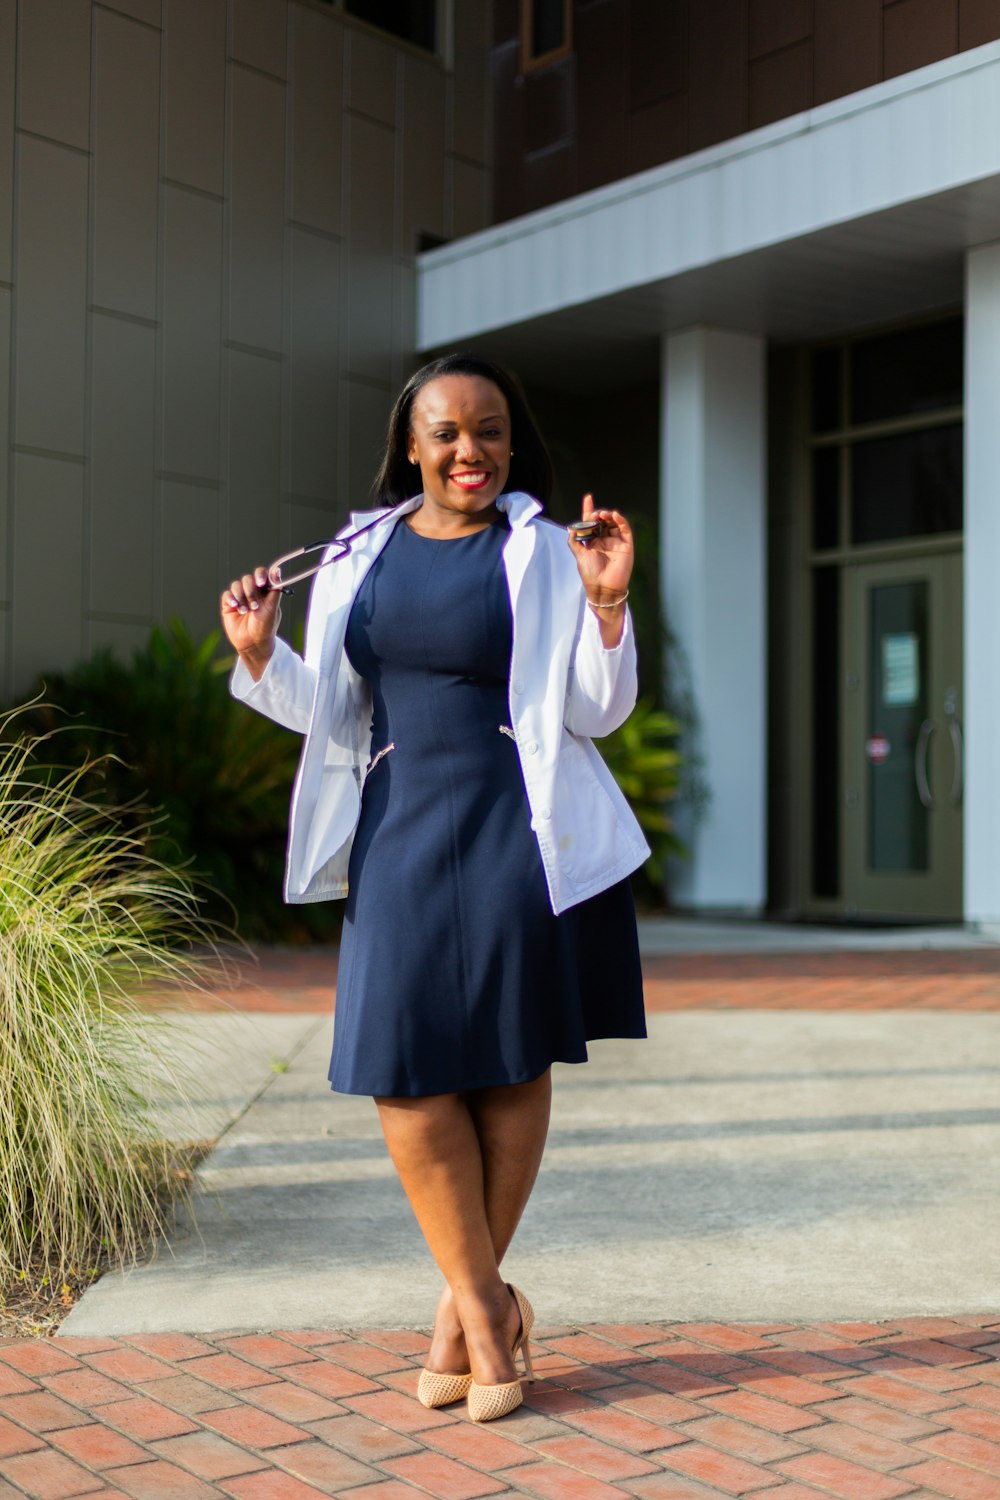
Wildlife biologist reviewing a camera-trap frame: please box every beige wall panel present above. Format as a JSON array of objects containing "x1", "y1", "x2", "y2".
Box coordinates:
[
  {"x1": 345, "y1": 378, "x2": 390, "y2": 509},
  {"x1": 11, "y1": 454, "x2": 84, "y2": 691},
  {"x1": 90, "y1": 314, "x2": 156, "y2": 617},
  {"x1": 288, "y1": 227, "x2": 340, "y2": 501},
  {"x1": 93, "y1": 9, "x2": 160, "y2": 320},
  {"x1": 0, "y1": 608, "x2": 8, "y2": 703},
  {"x1": 14, "y1": 136, "x2": 88, "y2": 455},
  {"x1": 162, "y1": 185, "x2": 223, "y2": 480},
  {"x1": 451, "y1": 1, "x2": 489, "y2": 167},
  {"x1": 102, "y1": 0, "x2": 160, "y2": 23},
  {"x1": 232, "y1": 0, "x2": 288, "y2": 77},
  {"x1": 163, "y1": 0, "x2": 226, "y2": 195},
  {"x1": 448, "y1": 156, "x2": 489, "y2": 242},
  {"x1": 229, "y1": 66, "x2": 285, "y2": 353},
  {"x1": 87, "y1": 618, "x2": 154, "y2": 657},
  {"x1": 401, "y1": 55, "x2": 445, "y2": 253},
  {"x1": 346, "y1": 25, "x2": 396, "y2": 126},
  {"x1": 347, "y1": 116, "x2": 394, "y2": 383},
  {"x1": 392, "y1": 260, "x2": 415, "y2": 391},
  {"x1": 226, "y1": 349, "x2": 282, "y2": 576},
  {"x1": 160, "y1": 480, "x2": 221, "y2": 642},
  {"x1": 288, "y1": 2, "x2": 344, "y2": 235},
  {"x1": 283, "y1": 498, "x2": 345, "y2": 555},
  {"x1": 0, "y1": 0, "x2": 14, "y2": 282},
  {"x1": 0, "y1": 288, "x2": 9, "y2": 607},
  {"x1": 18, "y1": 0, "x2": 91, "y2": 150}
]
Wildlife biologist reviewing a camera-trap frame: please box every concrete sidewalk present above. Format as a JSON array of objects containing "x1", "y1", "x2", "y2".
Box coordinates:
[
  {"x1": 63, "y1": 935, "x2": 1000, "y2": 1336},
  {"x1": 2, "y1": 930, "x2": 999, "y2": 1500}
]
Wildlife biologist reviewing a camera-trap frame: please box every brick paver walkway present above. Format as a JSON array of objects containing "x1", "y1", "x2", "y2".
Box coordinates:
[
  {"x1": 3, "y1": 1318, "x2": 1000, "y2": 1499},
  {"x1": 164, "y1": 947, "x2": 1000, "y2": 1014},
  {"x1": 9, "y1": 944, "x2": 998, "y2": 1496}
]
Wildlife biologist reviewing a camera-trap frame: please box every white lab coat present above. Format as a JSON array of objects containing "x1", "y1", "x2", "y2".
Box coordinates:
[{"x1": 230, "y1": 491, "x2": 651, "y2": 914}]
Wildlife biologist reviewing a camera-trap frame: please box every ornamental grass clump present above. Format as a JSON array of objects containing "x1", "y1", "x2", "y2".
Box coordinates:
[{"x1": 0, "y1": 713, "x2": 213, "y2": 1286}]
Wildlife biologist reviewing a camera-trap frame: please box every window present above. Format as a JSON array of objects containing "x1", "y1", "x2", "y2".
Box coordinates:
[
  {"x1": 318, "y1": 0, "x2": 438, "y2": 54},
  {"x1": 521, "y1": 0, "x2": 572, "y2": 73},
  {"x1": 807, "y1": 318, "x2": 963, "y2": 553}
]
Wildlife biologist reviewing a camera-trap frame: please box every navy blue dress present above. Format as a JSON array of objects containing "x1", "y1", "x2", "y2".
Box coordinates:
[{"x1": 328, "y1": 516, "x2": 646, "y2": 1098}]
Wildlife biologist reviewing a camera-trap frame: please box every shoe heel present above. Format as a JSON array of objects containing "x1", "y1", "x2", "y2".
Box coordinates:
[{"x1": 508, "y1": 1284, "x2": 535, "y2": 1383}]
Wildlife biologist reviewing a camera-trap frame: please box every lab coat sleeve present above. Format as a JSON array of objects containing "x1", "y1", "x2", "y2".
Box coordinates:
[
  {"x1": 563, "y1": 604, "x2": 639, "y2": 738},
  {"x1": 230, "y1": 633, "x2": 317, "y2": 734}
]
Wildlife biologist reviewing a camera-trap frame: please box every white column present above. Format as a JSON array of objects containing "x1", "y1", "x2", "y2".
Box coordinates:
[
  {"x1": 964, "y1": 244, "x2": 1000, "y2": 924},
  {"x1": 661, "y1": 327, "x2": 767, "y2": 911}
]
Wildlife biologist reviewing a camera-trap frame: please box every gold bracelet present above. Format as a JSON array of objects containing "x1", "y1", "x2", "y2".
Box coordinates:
[{"x1": 588, "y1": 590, "x2": 629, "y2": 609}]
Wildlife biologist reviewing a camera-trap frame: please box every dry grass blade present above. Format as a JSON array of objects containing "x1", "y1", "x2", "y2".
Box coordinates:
[{"x1": 0, "y1": 709, "x2": 223, "y2": 1287}]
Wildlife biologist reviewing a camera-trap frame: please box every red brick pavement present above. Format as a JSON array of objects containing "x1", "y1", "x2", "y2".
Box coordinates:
[
  {"x1": 2, "y1": 1320, "x2": 1000, "y2": 1498},
  {"x1": 149, "y1": 945, "x2": 1000, "y2": 1014}
]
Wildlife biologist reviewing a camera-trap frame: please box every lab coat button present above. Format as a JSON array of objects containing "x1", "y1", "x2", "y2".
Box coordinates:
[
  {"x1": 526, "y1": 741, "x2": 538, "y2": 755},
  {"x1": 513, "y1": 679, "x2": 525, "y2": 693}
]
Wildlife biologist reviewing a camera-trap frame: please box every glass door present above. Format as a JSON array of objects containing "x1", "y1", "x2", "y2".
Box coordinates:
[{"x1": 841, "y1": 554, "x2": 963, "y2": 918}]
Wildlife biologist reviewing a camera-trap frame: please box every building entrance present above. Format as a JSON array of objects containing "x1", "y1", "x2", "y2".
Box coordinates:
[
  {"x1": 802, "y1": 316, "x2": 964, "y2": 921},
  {"x1": 841, "y1": 553, "x2": 963, "y2": 918}
]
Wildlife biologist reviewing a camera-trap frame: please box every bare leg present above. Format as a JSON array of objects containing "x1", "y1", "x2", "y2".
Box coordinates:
[
  {"x1": 470, "y1": 1070, "x2": 552, "y2": 1261},
  {"x1": 426, "y1": 1072, "x2": 552, "y2": 1371},
  {"x1": 375, "y1": 1071, "x2": 551, "y2": 1382}
]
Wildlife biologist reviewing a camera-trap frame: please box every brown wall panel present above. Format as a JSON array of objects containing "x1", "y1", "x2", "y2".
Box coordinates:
[
  {"x1": 883, "y1": 0, "x2": 959, "y2": 79},
  {"x1": 493, "y1": 0, "x2": 990, "y2": 222},
  {"x1": 630, "y1": 0, "x2": 688, "y2": 108},
  {"x1": 492, "y1": 37, "x2": 527, "y2": 224},
  {"x1": 522, "y1": 140, "x2": 576, "y2": 214},
  {"x1": 577, "y1": 0, "x2": 628, "y2": 193},
  {"x1": 959, "y1": 0, "x2": 1000, "y2": 49},
  {"x1": 749, "y1": 39, "x2": 812, "y2": 128},
  {"x1": 494, "y1": 0, "x2": 519, "y2": 46},
  {"x1": 688, "y1": 0, "x2": 748, "y2": 151},
  {"x1": 748, "y1": 0, "x2": 812, "y2": 58},
  {"x1": 629, "y1": 92, "x2": 687, "y2": 175},
  {"x1": 525, "y1": 60, "x2": 574, "y2": 153},
  {"x1": 814, "y1": 0, "x2": 881, "y2": 104}
]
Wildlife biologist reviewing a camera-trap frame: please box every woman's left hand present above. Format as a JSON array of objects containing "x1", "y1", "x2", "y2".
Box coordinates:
[{"x1": 568, "y1": 493, "x2": 634, "y2": 602}]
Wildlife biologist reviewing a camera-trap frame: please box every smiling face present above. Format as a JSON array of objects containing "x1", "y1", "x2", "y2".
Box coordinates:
[{"x1": 406, "y1": 374, "x2": 512, "y2": 526}]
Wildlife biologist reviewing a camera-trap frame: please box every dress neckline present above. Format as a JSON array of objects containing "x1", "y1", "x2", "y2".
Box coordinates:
[{"x1": 401, "y1": 516, "x2": 508, "y2": 542}]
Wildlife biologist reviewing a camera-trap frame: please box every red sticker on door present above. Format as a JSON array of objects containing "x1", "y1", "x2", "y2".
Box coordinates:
[{"x1": 866, "y1": 735, "x2": 891, "y2": 764}]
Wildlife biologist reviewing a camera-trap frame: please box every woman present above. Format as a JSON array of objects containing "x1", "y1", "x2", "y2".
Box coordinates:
[{"x1": 221, "y1": 354, "x2": 648, "y2": 1422}]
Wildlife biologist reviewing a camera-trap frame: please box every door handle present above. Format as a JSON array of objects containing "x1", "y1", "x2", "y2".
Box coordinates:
[
  {"x1": 948, "y1": 718, "x2": 964, "y2": 806},
  {"x1": 915, "y1": 719, "x2": 935, "y2": 809}
]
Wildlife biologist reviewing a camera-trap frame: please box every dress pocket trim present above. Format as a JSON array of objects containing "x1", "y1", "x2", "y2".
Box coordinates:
[{"x1": 366, "y1": 741, "x2": 396, "y2": 773}]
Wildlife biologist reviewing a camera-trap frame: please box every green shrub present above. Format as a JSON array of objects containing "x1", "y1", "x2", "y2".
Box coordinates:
[
  {"x1": 20, "y1": 620, "x2": 337, "y2": 943},
  {"x1": 598, "y1": 698, "x2": 682, "y2": 901},
  {"x1": 0, "y1": 716, "x2": 214, "y2": 1283}
]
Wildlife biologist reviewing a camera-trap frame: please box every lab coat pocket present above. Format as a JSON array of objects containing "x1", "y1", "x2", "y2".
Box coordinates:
[{"x1": 551, "y1": 732, "x2": 622, "y2": 884}]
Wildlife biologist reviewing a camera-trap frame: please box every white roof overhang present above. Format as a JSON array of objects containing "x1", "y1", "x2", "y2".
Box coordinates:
[{"x1": 417, "y1": 42, "x2": 1000, "y2": 390}]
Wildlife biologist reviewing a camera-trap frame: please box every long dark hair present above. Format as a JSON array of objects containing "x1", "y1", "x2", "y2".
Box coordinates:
[{"x1": 373, "y1": 354, "x2": 554, "y2": 506}]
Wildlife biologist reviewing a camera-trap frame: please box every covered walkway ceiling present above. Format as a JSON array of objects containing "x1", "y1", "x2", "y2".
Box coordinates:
[{"x1": 417, "y1": 43, "x2": 1000, "y2": 392}]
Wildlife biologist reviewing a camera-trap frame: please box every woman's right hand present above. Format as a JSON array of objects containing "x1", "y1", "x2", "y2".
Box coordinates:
[{"x1": 221, "y1": 568, "x2": 282, "y2": 682}]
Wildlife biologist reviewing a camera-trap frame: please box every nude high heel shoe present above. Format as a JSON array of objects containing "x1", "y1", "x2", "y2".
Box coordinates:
[
  {"x1": 417, "y1": 1368, "x2": 473, "y2": 1409},
  {"x1": 467, "y1": 1285, "x2": 535, "y2": 1423}
]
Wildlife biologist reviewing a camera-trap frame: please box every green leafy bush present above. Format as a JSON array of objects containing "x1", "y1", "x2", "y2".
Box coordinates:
[
  {"x1": 598, "y1": 698, "x2": 682, "y2": 901},
  {"x1": 20, "y1": 621, "x2": 336, "y2": 943},
  {"x1": 0, "y1": 717, "x2": 214, "y2": 1283}
]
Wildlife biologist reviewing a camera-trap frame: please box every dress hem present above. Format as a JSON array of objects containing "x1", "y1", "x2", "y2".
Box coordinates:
[{"x1": 327, "y1": 1025, "x2": 647, "y2": 1099}]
